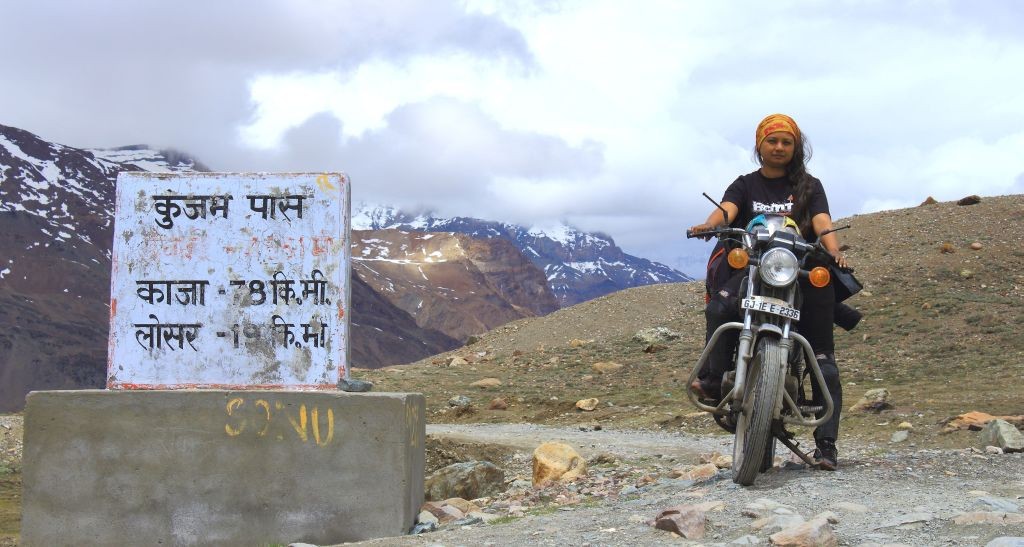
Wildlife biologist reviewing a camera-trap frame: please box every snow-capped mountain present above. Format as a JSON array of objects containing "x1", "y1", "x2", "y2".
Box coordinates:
[{"x1": 353, "y1": 204, "x2": 694, "y2": 306}]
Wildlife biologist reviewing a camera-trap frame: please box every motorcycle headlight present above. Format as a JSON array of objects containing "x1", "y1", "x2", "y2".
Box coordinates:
[{"x1": 759, "y1": 248, "x2": 799, "y2": 287}]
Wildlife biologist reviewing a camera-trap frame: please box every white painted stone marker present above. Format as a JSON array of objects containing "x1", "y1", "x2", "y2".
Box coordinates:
[{"x1": 107, "y1": 172, "x2": 351, "y2": 389}]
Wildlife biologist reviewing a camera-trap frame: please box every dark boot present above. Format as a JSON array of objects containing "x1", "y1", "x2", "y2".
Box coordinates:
[
  {"x1": 813, "y1": 438, "x2": 838, "y2": 471},
  {"x1": 694, "y1": 293, "x2": 740, "y2": 401}
]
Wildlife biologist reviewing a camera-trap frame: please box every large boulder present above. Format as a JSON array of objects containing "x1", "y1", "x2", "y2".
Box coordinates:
[
  {"x1": 769, "y1": 517, "x2": 839, "y2": 547},
  {"x1": 980, "y1": 419, "x2": 1024, "y2": 453},
  {"x1": 532, "y1": 442, "x2": 587, "y2": 487},
  {"x1": 424, "y1": 461, "x2": 505, "y2": 501}
]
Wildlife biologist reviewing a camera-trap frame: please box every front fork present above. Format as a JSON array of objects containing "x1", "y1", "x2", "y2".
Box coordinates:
[{"x1": 686, "y1": 323, "x2": 834, "y2": 429}]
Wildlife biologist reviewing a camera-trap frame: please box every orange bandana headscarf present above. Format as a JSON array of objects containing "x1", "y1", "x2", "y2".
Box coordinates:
[{"x1": 756, "y1": 113, "x2": 801, "y2": 149}]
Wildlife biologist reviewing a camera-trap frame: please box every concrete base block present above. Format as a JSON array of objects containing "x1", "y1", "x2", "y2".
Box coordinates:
[{"x1": 22, "y1": 390, "x2": 425, "y2": 546}]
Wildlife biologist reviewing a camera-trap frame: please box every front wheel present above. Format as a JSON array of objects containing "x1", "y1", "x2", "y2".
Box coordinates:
[{"x1": 732, "y1": 338, "x2": 785, "y2": 485}]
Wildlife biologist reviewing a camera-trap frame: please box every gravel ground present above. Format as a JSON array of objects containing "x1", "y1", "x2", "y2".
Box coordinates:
[{"x1": 345, "y1": 423, "x2": 1024, "y2": 547}]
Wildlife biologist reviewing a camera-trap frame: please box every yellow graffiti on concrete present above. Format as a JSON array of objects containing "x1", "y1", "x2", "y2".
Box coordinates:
[
  {"x1": 316, "y1": 174, "x2": 337, "y2": 193},
  {"x1": 224, "y1": 397, "x2": 335, "y2": 446}
]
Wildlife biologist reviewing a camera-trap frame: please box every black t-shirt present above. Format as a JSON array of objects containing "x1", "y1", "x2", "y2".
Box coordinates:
[{"x1": 721, "y1": 170, "x2": 830, "y2": 242}]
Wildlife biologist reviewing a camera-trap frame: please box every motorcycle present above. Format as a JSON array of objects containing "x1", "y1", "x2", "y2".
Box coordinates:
[{"x1": 686, "y1": 198, "x2": 846, "y2": 485}]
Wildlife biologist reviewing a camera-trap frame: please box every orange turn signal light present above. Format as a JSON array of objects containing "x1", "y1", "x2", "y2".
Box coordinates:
[
  {"x1": 809, "y1": 266, "x2": 831, "y2": 288},
  {"x1": 727, "y1": 248, "x2": 749, "y2": 269}
]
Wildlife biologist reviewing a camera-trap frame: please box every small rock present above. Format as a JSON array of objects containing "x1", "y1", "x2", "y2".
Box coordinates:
[
  {"x1": 849, "y1": 388, "x2": 893, "y2": 412},
  {"x1": 875, "y1": 512, "x2": 933, "y2": 529},
  {"x1": 769, "y1": 517, "x2": 838, "y2": 547},
  {"x1": 417, "y1": 510, "x2": 439, "y2": 526},
  {"x1": 410, "y1": 521, "x2": 437, "y2": 534},
  {"x1": 633, "y1": 327, "x2": 681, "y2": 345},
  {"x1": 976, "y1": 497, "x2": 1021, "y2": 513},
  {"x1": 898, "y1": 421, "x2": 913, "y2": 430},
  {"x1": 449, "y1": 356, "x2": 469, "y2": 367},
  {"x1": 920, "y1": 196, "x2": 938, "y2": 206},
  {"x1": 813, "y1": 511, "x2": 840, "y2": 524},
  {"x1": 751, "y1": 514, "x2": 806, "y2": 534},
  {"x1": 444, "y1": 497, "x2": 482, "y2": 515},
  {"x1": 581, "y1": 374, "x2": 594, "y2": 381},
  {"x1": 447, "y1": 395, "x2": 472, "y2": 408},
  {"x1": 961, "y1": 269, "x2": 974, "y2": 279},
  {"x1": 971, "y1": 242, "x2": 984, "y2": 250},
  {"x1": 592, "y1": 361, "x2": 624, "y2": 374},
  {"x1": 488, "y1": 397, "x2": 508, "y2": 410},
  {"x1": 643, "y1": 343, "x2": 668, "y2": 353},
  {"x1": 569, "y1": 338, "x2": 589, "y2": 348},
  {"x1": 464, "y1": 335, "x2": 481, "y2": 346},
  {"x1": 533, "y1": 442, "x2": 587, "y2": 487},
  {"x1": 575, "y1": 398, "x2": 600, "y2": 411},
  {"x1": 943, "y1": 411, "x2": 1024, "y2": 433},
  {"x1": 589, "y1": 452, "x2": 618, "y2": 465},
  {"x1": 980, "y1": 419, "x2": 1024, "y2": 452},
  {"x1": 467, "y1": 511, "x2": 501, "y2": 523},
  {"x1": 953, "y1": 512, "x2": 1024, "y2": 525},
  {"x1": 891, "y1": 430, "x2": 910, "y2": 443},
  {"x1": 957, "y1": 194, "x2": 982, "y2": 205},
  {"x1": 985, "y1": 538, "x2": 1024, "y2": 547},
  {"x1": 731, "y1": 534, "x2": 761, "y2": 544},
  {"x1": 940, "y1": 242, "x2": 956, "y2": 254},
  {"x1": 652, "y1": 504, "x2": 707, "y2": 539},
  {"x1": 669, "y1": 463, "x2": 719, "y2": 481},
  {"x1": 987, "y1": 445, "x2": 1005, "y2": 455},
  {"x1": 470, "y1": 378, "x2": 502, "y2": 389}
]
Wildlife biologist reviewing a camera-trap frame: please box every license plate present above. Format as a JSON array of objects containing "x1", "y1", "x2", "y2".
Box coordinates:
[{"x1": 741, "y1": 296, "x2": 800, "y2": 320}]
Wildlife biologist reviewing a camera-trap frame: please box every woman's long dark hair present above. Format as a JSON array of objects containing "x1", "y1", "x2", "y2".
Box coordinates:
[{"x1": 754, "y1": 134, "x2": 815, "y2": 236}]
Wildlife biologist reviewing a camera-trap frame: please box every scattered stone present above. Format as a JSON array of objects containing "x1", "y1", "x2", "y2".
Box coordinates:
[
  {"x1": 987, "y1": 445, "x2": 1005, "y2": 455},
  {"x1": 449, "y1": 356, "x2": 469, "y2": 367},
  {"x1": 961, "y1": 269, "x2": 975, "y2": 279},
  {"x1": 898, "y1": 421, "x2": 913, "y2": 430},
  {"x1": 957, "y1": 194, "x2": 982, "y2": 205},
  {"x1": 569, "y1": 339, "x2": 589, "y2": 348},
  {"x1": 985, "y1": 538, "x2": 1024, "y2": 547},
  {"x1": 971, "y1": 242, "x2": 984, "y2": 250},
  {"x1": 533, "y1": 442, "x2": 587, "y2": 487},
  {"x1": 769, "y1": 517, "x2": 838, "y2": 547},
  {"x1": 743, "y1": 498, "x2": 796, "y2": 519},
  {"x1": 833, "y1": 502, "x2": 868, "y2": 514},
  {"x1": 943, "y1": 411, "x2": 1024, "y2": 433},
  {"x1": 669, "y1": 463, "x2": 719, "y2": 481},
  {"x1": 467, "y1": 511, "x2": 501, "y2": 524},
  {"x1": 444, "y1": 497, "x2": 482, "y2": 515},
  {"x1": 891, "y1": 430, "x2": 910, "y2": 443},
  {"x1": 751, "y1": 513, "x2": 805, "y2": 534},
  {"x1": 643, "y1": 344, "x2": 668, "y2": 353},
  {"x1": 589, "y1": 452, "x2": 618, "y2": 465},
  {"x1": 416, "y1": 510, "x2": 439, "y2": 526},
  {"x1": 470, "y1": 378, "x2": 502, "y2": 389},
  {"x1": 731, "y1": 534, "x2": 761, "y2": 544},
  {"x1": 976, "y1": 497, "x2": 1021, "y2": 513},
  {"x1": 592, "y1": 361, "x2": 624, "y2": 374},
  {"x1": 575, "y1": 398, "x2": 600, "y2": 411},
  {"x1": 424, "y1": 461, "x2": 506, "y2": 501},
  {"x1": 953, "y1": 512, "x2": 1024, "y2": 525},
  {"x1": 447, "y1": 395, "x2": 472, "y2": 408},
  {"x1": 410, "y1": 520, "x2": 437, "y2": 534},
  {"x1": 980, "y1": 419, "x2": 1024, "y2": 452},
  {"x1": 488, "y1": 397, "x2": 508, "y2": 410},
  {"x1": 874, "y1": 512, "x2": 933, "y2": 529},
  {"x1": 849, "y1": 388, "x2": 893, "y2": 412},
  {"x1": 652, "y1": 504, "x2": 707, "y2": 539},
  {"x1": 699, "y1": 451, "x2": 734, "y2": 469},
  {"x1": 920, "y1": 196, "x2": 938, "y2": 206},
  {"x1": 512, "y1": 350, "x2": 524, "y2": 357},
  {"x1": 581, "y1": 374, "x2": 595, "y2": 381},
  {"x1": 338, "y1": 378, "x2": 373, "y2": 392},
  {"x1": 940, "y1": 242, "x2": 956, "y2": 254},
  {"x1": 633, "y1": 327, "x2": 681, "y2": 345},
  {"x1": 548, "y1": 356, "x2": 560, "y2": 365}
]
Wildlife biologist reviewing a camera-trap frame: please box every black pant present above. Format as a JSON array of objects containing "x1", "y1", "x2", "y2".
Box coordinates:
[{"x1": 701, "y1": 268, "x2": 842, "y2": 442}]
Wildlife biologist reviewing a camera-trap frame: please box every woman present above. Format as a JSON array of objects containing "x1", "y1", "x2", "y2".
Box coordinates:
[{"x1": 687, "y1": 113, "x2": 847, "y2": 471}]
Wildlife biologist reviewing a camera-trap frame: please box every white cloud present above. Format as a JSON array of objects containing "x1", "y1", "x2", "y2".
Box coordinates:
[{"x1": 2, "y1": 0, "x2": 1023, "y2": 276}]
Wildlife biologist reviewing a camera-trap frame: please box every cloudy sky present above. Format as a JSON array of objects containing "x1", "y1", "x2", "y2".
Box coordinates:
[{"x1": 3, "y1": 0, "x2": 1022, "y2": 276}]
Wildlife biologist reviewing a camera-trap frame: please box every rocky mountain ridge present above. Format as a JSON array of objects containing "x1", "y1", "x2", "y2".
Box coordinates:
[{"x1": 353, "y1": 204, "x2": 693, "y2": 306}]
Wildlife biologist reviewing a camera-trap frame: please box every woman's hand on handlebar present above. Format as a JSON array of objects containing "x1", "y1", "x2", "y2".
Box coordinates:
[{"x1": 687, "y1": 223, "x2": 716, "y2": 241}]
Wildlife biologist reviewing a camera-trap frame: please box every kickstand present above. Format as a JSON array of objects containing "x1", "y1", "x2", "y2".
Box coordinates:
[{"x1": 777, "y1": 434, "x2": 817, "y2": 466}]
